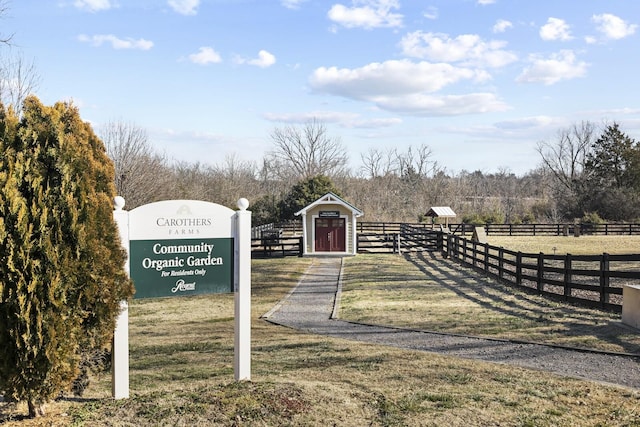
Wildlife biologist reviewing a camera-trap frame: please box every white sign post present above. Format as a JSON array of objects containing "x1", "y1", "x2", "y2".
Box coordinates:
[
  {"x1": 112, "y1": 196, "x2": 129, "y2": 399},
  {"x1": 112, "y1": 197, "x2": 252, "y2": 399},
  {"x1": 234, "y1": 198, "x2": 251, "y2": 381}
]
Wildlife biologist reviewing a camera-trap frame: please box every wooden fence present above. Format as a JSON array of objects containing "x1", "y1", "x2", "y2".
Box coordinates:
[
  {"x1": 251, "y1": 236, "x2": 303, "y2": 258},
  {"x1": 442, "y1": 234, "x2": 640, "y2": 312},
  {"x1": 253, "y1": 221, "x2": 640, "y2": 239},
  {"x1": 249, "y1": 221, "x2": 640, "y2": 312},
  {"x1": 485, "y1": 223, "x2": 640, "y2": 236},
  {"x1": 355, "y1": 223, "x2": 442, "y2": 253}
]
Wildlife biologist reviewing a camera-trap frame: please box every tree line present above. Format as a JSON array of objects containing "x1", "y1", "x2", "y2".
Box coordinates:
[{"x1": 102, "y1": 117, "x2": 640, "y2": 225}]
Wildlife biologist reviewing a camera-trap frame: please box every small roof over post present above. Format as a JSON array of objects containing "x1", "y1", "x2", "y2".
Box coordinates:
[
  {"x1": 424, "y1": 206, "x2": 456, "y2": 228},
  {"x1": 295, "y1": 192, "x2": 363, "y2": 217}
]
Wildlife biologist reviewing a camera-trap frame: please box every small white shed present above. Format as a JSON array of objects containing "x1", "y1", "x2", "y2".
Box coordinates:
[{"x1": 295, "y1": 193, "x2": 363, "y2": 256}]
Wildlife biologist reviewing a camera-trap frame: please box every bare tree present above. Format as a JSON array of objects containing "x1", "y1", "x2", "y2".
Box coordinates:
[
  {"x1": 0, "y1": 52, "x2": 40, "y2": 111},
  {"x1": 210, "y1": 154, "x2": 260, "y2": 207},
  {"x1": 0, "y1": 3, "x2": 37, "y2": 111},
  {"x1": 0, "y1": 0, "x2": 13, "y2": 45},
  {"x1": 100, "y1": 120, "x2": 173, "y2": 209},
  {"x1": 359, "y1": 148, "x2": 384, "y2": 178},
  {"x1": 395, "y1": 144, "x2": 439, "y2": 178},
  {"x1": 536, "y1": 121, "x2": 596, "y2": 190},
  {"x1": 267, "y1": 118, "x2": 348, "y2": 180},
  {"x1": 359, "y1": 147, "x2": 398, "y2": 178},
  {"x1": 536, "y1": 121, "x2": 598, "y2": 219}
]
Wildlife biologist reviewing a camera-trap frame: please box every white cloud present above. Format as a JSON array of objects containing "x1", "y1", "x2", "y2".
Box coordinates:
[
  {"x1": 372, "y1": 92, "x2": 509, "y2": 116},
  {"x1": 263, "y1": 111, "x2": 355, "y2": 123},
  {"x1": 250, "y1": 50, "x2": 277, "y2": 68},
  {"x1": 74, "y1": 0, "x2": 114, "y2": 12},
  {"x1": 347, "y1": 117, "x2": 403, "y2": 128},
  {"x1": 77, "y1": 34, "x2": 153, "y2": 50},
  {"x1": 235, "y1": 50, "x2": 276, "y2": 68},
  {"x1": 516, "y1": 50, "x2": 588, "y2": 85},
  {"x1": 310, "y1": 60, "x2": 488, "y2": 97},
  {"x1": 309, "y1": 59, "x2": 507, "y2": 116},
  {"x1": 188, "y1": 47, "x2": 222, "y2": 65},
  {"x1": 494, "y1": 115, "x2": 557, "y2": 130},
  {"x1": 592, "y1": 13, "x2": 637, "y2": 40},
  {"x1": 400, "y1": 31, "x2": 517, "y2": 68},
  {"x1": 423, "y1": 6, "x2": 438, "y2": 20},
  {"x1": 263, "y1": 111, "x2": 402, "y2": 128},
  {"x1": 477, "y1": 0, "x2": 496, "y2": 5},
  {"x1": 281, "y1": 0, "x2": 307, "y2": 9},
  {"x1": 540, "y1": 17, "x2": 572, "y2": 41},
  {"x1": 168, "y1": 0, "x2": 199, "y2": 15},
  {"x1": 584, "y1": 35, "x2": 597, "y2": 44},
  {"x1": 443, "y1": 115, "x2": 565, "y2": 141},
  {"x1": 327, "y1": 0, "x2": 403, "y2": 29},
  {"x1": 492, "y1": 19, "x2": 513, "y2": 33}
]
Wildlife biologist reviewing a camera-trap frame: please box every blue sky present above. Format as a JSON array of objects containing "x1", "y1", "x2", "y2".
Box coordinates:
[{"x1": 4, "y1": 0, "x2": 640, "y2": 175}]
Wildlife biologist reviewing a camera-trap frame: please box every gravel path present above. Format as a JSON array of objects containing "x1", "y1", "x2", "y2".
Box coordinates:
[{"x1": 263, "y1": 256, "x2": 640, "y2": 390}]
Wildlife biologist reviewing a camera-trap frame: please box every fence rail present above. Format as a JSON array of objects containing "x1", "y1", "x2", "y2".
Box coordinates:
[
  {"x1": 485, "y1": 223, "x2": 640, "y2": 236},
  {"x1": 249, "y1": 220, "x2": 640, "y2": 311},
  {"x1": 253, "y1": 221, "x2": 640, "y2": 239},
  {"x1": 442, "y1": 235, "x2": 640, "y2": 312},
  {"x1": 251, "y1": 236, "x2": 303, "y2": 258}
]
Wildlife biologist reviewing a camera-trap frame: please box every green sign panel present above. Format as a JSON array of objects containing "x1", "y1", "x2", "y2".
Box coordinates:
[{"x1": 129, "y1": 238, "x2": 234, "y2": 299}]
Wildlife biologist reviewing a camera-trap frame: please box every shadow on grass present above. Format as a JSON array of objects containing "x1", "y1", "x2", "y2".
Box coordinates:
[{"x1": 404, "y1": 251, "x2": 640, "y2": 355}]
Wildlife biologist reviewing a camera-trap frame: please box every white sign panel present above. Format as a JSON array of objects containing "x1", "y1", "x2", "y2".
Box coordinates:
[{"x1": 128, "y1": 200, "x2": 235, "y2": 240}]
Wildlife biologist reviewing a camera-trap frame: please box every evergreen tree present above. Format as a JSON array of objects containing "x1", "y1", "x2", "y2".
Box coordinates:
[
  {"x1": 585, "y1": 122, "x2": 640, "y2": 190},
  {"x1": 580, "y1": 123, "x2": 640, "y2": 220},
  {"x1": 0, "y1": 97, "x2": 134, "y2": 417},
  {"x1": 278, "y1": 175, "x2": 342, "y2": 220}
]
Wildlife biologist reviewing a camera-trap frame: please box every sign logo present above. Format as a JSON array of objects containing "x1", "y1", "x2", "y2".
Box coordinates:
[{"x1": 172, "y1": 279, "x2": 196, "y2": 293}]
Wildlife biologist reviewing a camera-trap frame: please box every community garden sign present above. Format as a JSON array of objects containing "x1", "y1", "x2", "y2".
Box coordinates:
[{"x1": 112, "y1": 197, "x2": 252, "y2": 399}]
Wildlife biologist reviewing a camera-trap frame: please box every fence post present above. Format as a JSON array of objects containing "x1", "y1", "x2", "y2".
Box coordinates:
[
  {"x1": 472, "y1": 241, "x2": 477, "y2": 267},
  {"x1": 298, "y1": 236, "x2": 303, "y2": 257},
  {"x1": 600, "y1": 252, "x2": 610, "y2": 307},
  {"x1": 537, "y1": 252, "x2": 544, "y2": 293},
  {"x1": 463, "y1": 238, "x2": 468, "y2": 263},
  {"x1": 564, "y1": 253, "x2": 572, "y2": 301},
  {"x1": 484, "y1": 244, "x2": 489, "y2": 272},
  {"x1": 498, "y1": 247, "x2": 504, "y2": 279},
  {"x1": 516, "y1": 252, "x2": 522, "y2": 285}
]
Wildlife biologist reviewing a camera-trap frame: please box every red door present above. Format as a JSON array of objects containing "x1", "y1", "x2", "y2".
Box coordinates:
[{"x1": 315, "y1": 218, "x2": 346, "y2": 252}]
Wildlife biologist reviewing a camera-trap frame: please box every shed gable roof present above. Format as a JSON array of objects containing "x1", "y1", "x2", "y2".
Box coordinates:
[
  {"x1": 295, "y1": 192, "x2": 363, "y2": 217},
  {"x1": 425, "y1": 206, "x2": 456, "y2": 218}
]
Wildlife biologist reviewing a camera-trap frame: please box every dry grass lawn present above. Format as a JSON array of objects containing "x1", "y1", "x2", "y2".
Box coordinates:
[
  {"x1": 486, "y1": 234, "x2": 640, "y2": 255},
  {"x1": 2, "y1": 250, "x2": 640, "y2": 426},
  {"x1": 340, "y1": 253, "x2": 640, "y2": 354}
]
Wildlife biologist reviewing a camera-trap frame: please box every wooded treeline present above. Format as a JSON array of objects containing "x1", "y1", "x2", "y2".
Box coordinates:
[{"x1": 102, "y1": 118, "x2": 640, "y2": 226}]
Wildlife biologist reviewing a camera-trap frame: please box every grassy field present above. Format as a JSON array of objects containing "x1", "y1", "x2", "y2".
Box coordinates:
[
  {"x1": 340, "y1": 253, "x2": 640, "y2": 354},
  {"x1": 2, "y1": 248, "x2": 640, "y2": 425},
  {"x1": 485, "y1": 234, "x2": 640, "y2": 255}
]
